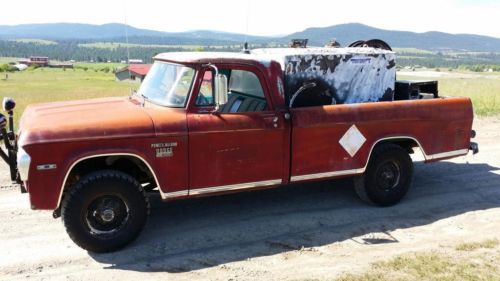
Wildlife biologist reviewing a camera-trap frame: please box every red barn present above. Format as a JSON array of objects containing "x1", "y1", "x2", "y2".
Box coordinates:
[{"x1": 115, "y1": 64, "x2": 152, "y2": 82}]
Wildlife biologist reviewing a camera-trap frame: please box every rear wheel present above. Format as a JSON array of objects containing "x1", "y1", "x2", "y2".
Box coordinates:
[
  {"x1": 354, "y1": 143, "x2": 413, "y2": 206},
  {"x1": 61, "y1": 170, "x2": 149, "y2": 252}
]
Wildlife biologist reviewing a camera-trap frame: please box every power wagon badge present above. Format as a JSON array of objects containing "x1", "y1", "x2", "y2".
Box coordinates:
[{"x1": 151, "y1": 142, "x2": 177, "y2": 158}]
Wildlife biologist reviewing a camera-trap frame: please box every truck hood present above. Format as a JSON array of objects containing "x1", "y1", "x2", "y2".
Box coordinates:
[{"x1": 19, "y1": 97, "x2": 156, "y2": 145}]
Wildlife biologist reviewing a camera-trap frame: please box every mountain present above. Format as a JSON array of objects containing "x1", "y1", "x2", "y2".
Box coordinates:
[
  {"x1": 1, "y1": 22, "x2": 500, "y2": 52},
  {"x1": 0, "y1": 23, "x2": 272, "y2": 43},
  {"x1": 164, "y1": 30, "x2": 271, "y2": 44},
  {"x1": 286, "y1": 23, "x2": 500, "y2": 52},
  {"x1": 0, "y1": 23, "x2": 166, "y2": 39}
]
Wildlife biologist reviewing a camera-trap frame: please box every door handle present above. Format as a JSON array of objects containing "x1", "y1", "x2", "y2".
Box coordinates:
[
  {"x1": 272, "y1": 116, "x2": 279, "y2": 128},
  {"x1": 263, "y1": 115, "x2": 279, "y2": 128}
]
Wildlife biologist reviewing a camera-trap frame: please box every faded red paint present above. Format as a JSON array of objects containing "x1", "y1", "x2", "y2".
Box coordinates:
[
  {"x1": 290, "y1": 97, "x2": 473, "y2": 178},
  {"x1": 18, "y1": 52, "x2": 474, "y2": 210}
]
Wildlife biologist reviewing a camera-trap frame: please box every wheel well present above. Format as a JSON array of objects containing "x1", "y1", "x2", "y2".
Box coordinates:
[
  {"x1": 63, "y1": 155, "x2": 158, "y2": 192},
  {"x1": 374, "y1": 138, "x2": 422, "y2": 156}
]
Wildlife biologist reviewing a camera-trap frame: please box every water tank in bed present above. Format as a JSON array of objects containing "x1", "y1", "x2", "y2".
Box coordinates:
[{"x1": 253, "y1": 47, "x2": 396, "y2": 107}]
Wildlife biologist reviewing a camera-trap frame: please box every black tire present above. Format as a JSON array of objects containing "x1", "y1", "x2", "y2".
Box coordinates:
[
  {"x1": 348, "y1": 40, "x2": 365, "y2": 48},
  {"x1": 61, "y1": 170, "x2": 150, "y2": 252},
  {"x1": 363, "y1": 39, "x2": 392, "y2": 51},
  {"x1": 348, "y1": 39, "x2": 392, "y2": 51},
  {"x1": 354, "y1": 143, "x2": 413, "y2": 206}
]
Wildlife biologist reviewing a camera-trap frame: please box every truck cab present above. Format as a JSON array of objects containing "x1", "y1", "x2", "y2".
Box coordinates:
[
  {"x1": 1, "y1": 45, "x2": 477, "y2": 252},
  {"x1": 149, "y1": 52, "x2": 290, "y2": 197}
]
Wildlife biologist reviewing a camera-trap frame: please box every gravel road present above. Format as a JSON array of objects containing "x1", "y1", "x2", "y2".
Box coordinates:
[{"x1": 1, "y1": 118, "x2": 499, "y2": 281}]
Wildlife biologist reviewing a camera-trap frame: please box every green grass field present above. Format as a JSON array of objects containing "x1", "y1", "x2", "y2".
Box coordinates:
[
  {"x1": 78, "y1": 42, "x2": 223, "y2": 50},
  {"x1": 10, "y1": 39, "x2": 57, "y2": 45},
  {"x1": 0, "y1": 67, "x2": 134, "y2": 125},
  {"x1": 78, "y1": 42, "x2": 271, "y2": 50},
  {"x1": 393, "y1": 48, "x2": 435, "y2": 55},
  {"x1": 74, "y1": 62, "x2": 127, "y2": 71},
  {"x1": 0, "y1": 57, "x2": 20, "y2": 64}
]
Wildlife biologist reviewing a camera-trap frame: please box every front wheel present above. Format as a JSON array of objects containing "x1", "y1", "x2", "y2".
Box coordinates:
[
  {"x1": 61, "y1": 170, "x2": 150, "y2": 252},
  {"x1": 354, "y1": 143, "x2": 413, "y2": 206}
]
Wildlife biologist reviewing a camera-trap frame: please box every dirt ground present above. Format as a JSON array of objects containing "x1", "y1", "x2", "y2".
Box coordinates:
[{"x1": 1, "y1": 118, "x2": 499, "y2": 281}]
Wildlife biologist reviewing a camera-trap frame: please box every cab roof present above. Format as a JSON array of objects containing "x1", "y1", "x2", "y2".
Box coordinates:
[{"x1": 153, "y1": 52, "x2": 275, "y2": 66}]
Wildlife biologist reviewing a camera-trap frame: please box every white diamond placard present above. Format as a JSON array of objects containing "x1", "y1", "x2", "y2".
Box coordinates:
[{"x1": 339, "y1": 125, "x2": 366, "y2": 157}]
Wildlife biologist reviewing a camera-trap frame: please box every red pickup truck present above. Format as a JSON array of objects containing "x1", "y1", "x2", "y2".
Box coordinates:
[{"x1": 0, "y1": 44, "x2": 477, "y2": 252}]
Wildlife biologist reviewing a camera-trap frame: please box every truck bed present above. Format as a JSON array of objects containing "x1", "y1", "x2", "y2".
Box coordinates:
[{"x1": 289, "y1": 96, "x2": 473, "y2": 181}]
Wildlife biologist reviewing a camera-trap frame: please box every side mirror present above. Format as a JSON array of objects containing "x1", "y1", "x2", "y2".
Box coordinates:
[{"x1": 214, "y1": 73, "x2": 228, "y2": 107}]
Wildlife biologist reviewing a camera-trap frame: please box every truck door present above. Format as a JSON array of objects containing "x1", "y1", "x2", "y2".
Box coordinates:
[{"x1": 187, "y1": 65, "x2": 286, "y2": 195}]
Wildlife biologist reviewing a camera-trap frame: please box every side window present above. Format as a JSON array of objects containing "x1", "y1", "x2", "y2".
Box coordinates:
[
  {"x1": 221, "y1": 69, "x2": 267, "y2": 113},
  {"x1": 195, "y1": 71, "x2": 214, "y2": 106}
]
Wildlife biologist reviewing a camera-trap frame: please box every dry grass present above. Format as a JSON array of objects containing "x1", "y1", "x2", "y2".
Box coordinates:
[
  {"x1": 336, "y1": 239, "x2": 500, "y2": 281},
  {"x1": 455, "y1": 239, "x2": 499, "y2": 251}
]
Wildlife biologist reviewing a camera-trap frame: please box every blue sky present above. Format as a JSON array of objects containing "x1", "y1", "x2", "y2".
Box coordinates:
[{"x1": 2, "y1": 0, "x2": 500, "y2": 38}]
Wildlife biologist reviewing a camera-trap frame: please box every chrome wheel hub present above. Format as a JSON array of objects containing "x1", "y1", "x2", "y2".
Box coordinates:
[
  {"x1": 86, "y1": 195, "x2": 129, "y2": 235},
  {"x1": 100, "y1": 209, "x2": 116, "y2": 223}
]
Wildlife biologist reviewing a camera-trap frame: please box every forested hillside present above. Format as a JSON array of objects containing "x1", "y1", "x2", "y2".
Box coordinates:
[{"x1": 1, "y1": 23, "x2": 500, "y2": 69}]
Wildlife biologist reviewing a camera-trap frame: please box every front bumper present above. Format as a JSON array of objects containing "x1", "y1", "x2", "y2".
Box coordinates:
[{"x1": 16, "y1": 146, "x2": 30, "y2": 182}]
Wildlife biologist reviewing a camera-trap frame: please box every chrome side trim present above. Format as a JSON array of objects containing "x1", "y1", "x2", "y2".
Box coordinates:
[
  {"x1": 188, "y1": 179, "x2": 282, "y2": 196},
  {"x1": 56, "y1": 153, "x2": 163, "y2": 208},
  {"x1": 163, "y1": 190, "x2": 189, "y2": 198},
  {"x1": 425, "y1": 149, "x2": 469, "y2": 160},
  {"x1": 291, "y1": 168, "x2": 364, "y2": 182},
  {"x1": 290, "y1": 136, "x2": 469, "y2": 182}
]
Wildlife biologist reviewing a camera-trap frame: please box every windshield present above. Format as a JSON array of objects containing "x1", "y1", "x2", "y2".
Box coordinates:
[{"x1": 137, "y1": 62, "x2": 195, "y2": 107}]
